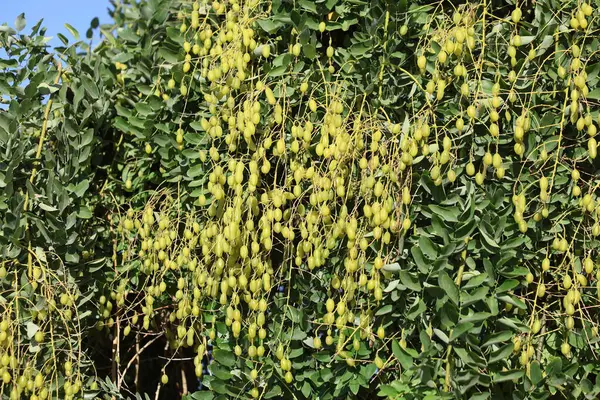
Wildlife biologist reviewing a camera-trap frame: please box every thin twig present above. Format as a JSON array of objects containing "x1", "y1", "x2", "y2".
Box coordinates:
[
  {"x1": 135, "y1": 332, "x2": 141, "y2": 392},
  {"x1": 536, "y1": 313, "x2": 547, "y2": 362},
  {"x1": 117, "y1": 333, "x2": 164, "y2": 388},
  {"x1": 154, "y1": 342, "x2": 170, "y2": 400}
]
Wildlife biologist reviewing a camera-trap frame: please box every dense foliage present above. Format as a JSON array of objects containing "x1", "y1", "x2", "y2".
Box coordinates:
[{"x1": 1, "y1": 0, "x2": 600, "y2": 399}]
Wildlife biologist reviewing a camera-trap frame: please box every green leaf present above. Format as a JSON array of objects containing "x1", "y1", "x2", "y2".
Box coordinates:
[
  {"x1": 349, "y1": 381, "x2": 359, "y2": 395},
  {"x1": 450, "y1": 322, "x2": 474, "y2": 342},
  {"x1": 37, "y1": 83, "x2": 59, "y2": 95},
  {"x1": 57, "y1": 33, "x2": 69, "y2": 45},
  {"x1": 382, "y1": 262, "x2": 400, "y2": 272},
  {"x1": 517, "y1": 36, "x2": 535, "y2": 46},
  {"x1": 530, "y1": 361, "x2": 543, "y2": 385},
  {"x1": 493, "y1": 369, "x2": 524, "y2": 383},
  {"x1": 418, "y1": 235, "x2": 437, "y2": 259},
  {"x1": 375, "y1": 305, "x2": 393, "y2": 315},
  {"x1": 187, "y1": 164, "x2": 204, "y2": 178},
  {"x1": 496, "y1": 294, "x2": 527, "y2": 310},
  {"x1": 77, "y1": 206, "x2": 92, "y2": 219},
  {"x1": 587, "y1": 88, "x2": 600, "y2": 100},
  {"x1": 189, "y1": 392, "x2": 214, "y2": 400},
  {"x1": 26, "y1": 322, "x2": 39, "y2": 339},
  {"x1": 287, "y1": 305, "x2": 302, "y2": 323},
  {"x1": 265, "y1": 384, "x2": 282, "y2": 398},
  {"x1": 406, "y1": 297, "x2": 426, "y2": 320},
  {"x1": 378, "y1": 385, "x2": 401, "y2": 397},
  {"x1": 256, "y1": 18, "x2": 286, "y2": 34},
  {"x1": 213, "y1": 349, "x2": 235, "y2": 367},
  {"x1": 320, "y1": 368, "x2": 333, "y2": 382},
  {"x1": 325, "y1": 0, "x2": 338, "y2": 9},
  {"x1": 399, "y1": 271, "x2": 421, "y2": 291},
  {"x1": 479, "y1": 226, "x2": 500, "y2": 250},
  {"x1": 360, "y1": 363, "x2": 377, "y2": 381},
  {"x1": 298, "y1": 0, "x2": 318, "y2": 13},
  {"x1": 502, "y1": 236, "x2": 526, "y2": 250},
  {"x1": 70, "y1": 179, "x2": 89, "y2": 197},
  {"x1": 497, "y1": 317, "x2": 530, "y2": 333},
  {"x1": 488, "y1": 343, "x2": 514, "y2": 364},
  {"x1": 496, "y1": 279, "x2": 519, "y2": 293},
  {"x1": 433, "y1": 329, "x2": 449, "y2": 344},
  {"x1": 462, "y1": 272, "x2": 488, "y2": 290},
  {"x1": 438, "y1": 271, "x2": 459, "y2": 305},
  {"x1": 482, "y1": 330, "x2": 513, "y2": 347},
  {"x1": 65, "y1": 251, "x2": 79, "y2": 263},
  {"x1": 117, "y1": 27, "x2": 140, "y2": 42},
  {"x1": 209, "y1": 365, "x2": 232, "y2": 380},
  {"x1": 301, "y1": 381, "x2": 312, "y2": 397},
  {"x1": 303, "y1": 44, "x2": 316, "y2": 59},
  {"x1": 427, "y1": 204, "x2": 459, "y2": 222},
  {"x1": 392, "y1": 340, "x2": 413, "y2": 370},
  {"x1": 81, "y1": 75, "x2": 99, "y2": 97},
  {"x1": 411, "y1": 246, "x2": 428, "y2": 273},
  {"x1": 546, "y1": 357, "x2": 562, "y2": 376},
  {"x1": 38, "y1": 203, "x2": 58, "y2": 212},
  {"x1": 15, "y1": 13, "x2": 26, "y2": 31},
  {"x1": 64, "y1": 23, "x2": 80, "y2": 40},
  {"x1": 134, "y1": 102, "x2": 153, "y2": 116},
  {"x1": 268, "y1": 64, "x2": 288, "y2": 77}
]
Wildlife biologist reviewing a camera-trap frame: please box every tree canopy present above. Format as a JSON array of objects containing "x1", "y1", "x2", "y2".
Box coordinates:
[{"x1": 1, "y1": 0, "x2": 600, "y2": 399}]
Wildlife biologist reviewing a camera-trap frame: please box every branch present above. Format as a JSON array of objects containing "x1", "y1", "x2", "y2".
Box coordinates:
[{"x1": 117, "y1": 332, "x2": 164, "y2": 389}]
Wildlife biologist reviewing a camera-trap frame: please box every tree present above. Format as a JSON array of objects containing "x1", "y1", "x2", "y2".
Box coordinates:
[{"x1": 1, "y1": 0, "x2": 600, "y2": 399}]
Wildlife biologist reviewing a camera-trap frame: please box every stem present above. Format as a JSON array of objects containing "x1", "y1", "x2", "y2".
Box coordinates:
[
  {"x1": 454, "y1": 264, "x2": 465, "y2": 286},
  {"x1": 181, "y1": 366, "x2": 188, "y2": 395},
  {"x1": 23, "y1": 63, "x2": 63, "y2": 213},
  {"x1": 444, "y1": 344, "x2": 453, "y2": 392},
  {"x1": 112, "y1": 326, "x2": 119, "y2": 384},
  {"x1": 117, "y1": 333, "x2": 163, "y2": 389},
  {"x1": 535, "y1": 313, "x2": 546, "y2": 361},
  {"x1": 23, "y1": 62, "x2": 62, "y2": 279},
  {"x1": 378, "y1": 10, "x2": 390, "y2": 100},
  {"x1": 155, "y1": 342, "x2": 169, "y2": 400},
  {"x1": 548, "y1": 75, "x2": 571, "y2": 195},
  {"x1": 135, "y1": 332, "x2": 141, "y2": 392},
  {"x1": 446, "y1": 252, "x2": 467, "y2": 392}
]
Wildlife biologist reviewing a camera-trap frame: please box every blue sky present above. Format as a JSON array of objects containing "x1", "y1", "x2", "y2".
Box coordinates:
[{"x1": 3, "y1": 1, "x2": 112, "y2": 46}]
